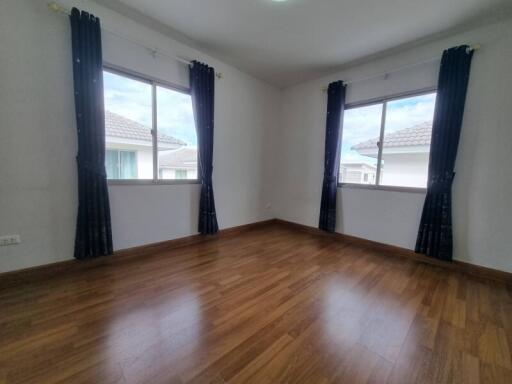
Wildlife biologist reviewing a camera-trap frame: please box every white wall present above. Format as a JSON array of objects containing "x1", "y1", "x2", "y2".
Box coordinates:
[
  {"x1": 381, "y1": 153, "x2": 429, "y2": 188},
  {"x1": 0, "y1": 0, "x2": 280, "y2": 272},
  {"x1": 275, "y1": 19, "x2": 512, "y2": 273},
  {"x1": 1, "y1": 1, "x2": 510, "y2": 275},
  {"x1": 135, "y1": 150, "x2": 153, "y2": 179}
]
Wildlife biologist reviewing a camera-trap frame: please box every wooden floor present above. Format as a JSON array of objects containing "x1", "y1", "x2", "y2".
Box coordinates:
[{"x1": 1, "y1": 223, "x2": 511, "y2": 384}]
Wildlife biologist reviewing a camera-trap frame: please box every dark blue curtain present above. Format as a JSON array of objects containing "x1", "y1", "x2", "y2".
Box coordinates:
[
  {"x1": 415, "y1": 45, "x2": 474, "y2": 261},
  {"x1": 190, "y1": 61, "x2": 219, "y2": 235},
  {"x1": 70, "y1": 8, "x2": 113, "y2": 259},
  {"x1": 319, "y1": 81, "x2": 346, "y2": 233}
]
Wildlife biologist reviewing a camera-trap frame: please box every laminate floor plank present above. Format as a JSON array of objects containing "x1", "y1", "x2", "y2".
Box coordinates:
[{"x1": 1, "y1": 223, "x2": 511, "y2": 383}]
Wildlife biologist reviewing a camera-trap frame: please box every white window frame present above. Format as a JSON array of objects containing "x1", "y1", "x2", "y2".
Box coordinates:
[
  {"x1": 338, "y1": 87, "x2": 436, "y2": 194},
  {"x1": 103, "y1": 63, "x2": 199, "y2": 186}
]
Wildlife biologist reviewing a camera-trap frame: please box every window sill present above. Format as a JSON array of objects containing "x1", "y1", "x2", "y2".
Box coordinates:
[
  {"x1": 108, "y1": 180, "x2": 200, "y2": 186},
  {"x1": 338, "y1": 183, "x2": 427, "y2": 194}
]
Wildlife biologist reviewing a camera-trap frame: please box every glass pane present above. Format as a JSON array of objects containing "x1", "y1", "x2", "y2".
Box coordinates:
[
  {"x1": 105, "y1": 150, "x2": 119, "y2": 179},
  {"x1": 380, "y1": 92, "x2": 437, "y2": 188},
  {"x1": 120, "y1": 151, "x2": 137, "y2": 179},
  {"x1": 340, "y1": 103, "x2": 383, "y2": 185},
  {"x1": 156, "y1": 86, "x2": 198, "y2": 180},
  {"x1": 175, "y1": 170, "x2": 188, "y2": 179},
  {"x1": 103, "y1": 70, "x2": 153, "y2": 180}
]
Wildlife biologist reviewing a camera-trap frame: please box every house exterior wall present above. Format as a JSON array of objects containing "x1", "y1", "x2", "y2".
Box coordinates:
[
  {"x1": 106, "y1": 141, "x2": 199, "y2": 180},
  {"x1": 380, "y1": 153, "x2": 429, "y2": 188},
  {"x1": 160, "y1": 169, "x2": 198, "y2": 180},
  {"x1": 340, "y1": 164, "x2": 377, "y2": 184},
  {"x1": 137, "y1": 150, "x2": 153, "y2": 179}
]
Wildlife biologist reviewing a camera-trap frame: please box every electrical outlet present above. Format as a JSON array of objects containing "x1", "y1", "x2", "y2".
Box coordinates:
[{"x1": 0, "y1": 235, "x2": 21, "y2": 247}]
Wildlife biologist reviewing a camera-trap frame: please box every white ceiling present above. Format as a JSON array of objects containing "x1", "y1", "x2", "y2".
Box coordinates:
[{"x1": 98, "y1": 0, "x2": 511, "y2": 87}]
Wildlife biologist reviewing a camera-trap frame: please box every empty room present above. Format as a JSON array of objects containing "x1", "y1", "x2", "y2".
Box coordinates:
[{"x1": 1, "y1": 0, "x2": 512, "y2": 383}]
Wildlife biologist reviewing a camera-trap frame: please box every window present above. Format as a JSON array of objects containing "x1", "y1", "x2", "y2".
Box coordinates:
[
  {"x1": 339, "y1": 90, "x2": 436, "y2": 189},
  {"x1": 106, "y1": 150, "x2": 137, "y2": 179},
  {"x1": 175, "y1": 170, "x2": 188, "y2": 179},
  {"x1": 103, "y1": 68, "x2": 198, "y2": 182},
  {"x1": 156, "y1": 85, "x2": 198, "y2": 181},
  {"x1": 339, "y1": 103, "x2": 382, "y2": 185}
]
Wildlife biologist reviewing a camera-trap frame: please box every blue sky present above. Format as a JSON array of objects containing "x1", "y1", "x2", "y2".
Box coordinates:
[
  {"x1": 103, "y1": 71, "x2": 197, "y2": 146},
  {"x1": 103, "y1": 70, "x2": 435, "y2": 158},
  {"x1": 340, "y1": 92, "x2": 436, "y2": 165}
]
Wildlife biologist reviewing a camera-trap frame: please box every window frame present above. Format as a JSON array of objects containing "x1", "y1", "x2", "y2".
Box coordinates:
[
  {"x1": 103, "y1": 63, "x2": 200, "y2": 186},
  {"x1": 337, "y1": 87, "x2": 437, "y2": 194}
]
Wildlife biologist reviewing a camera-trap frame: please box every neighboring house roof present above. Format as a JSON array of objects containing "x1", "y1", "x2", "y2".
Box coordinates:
[
  {"x1": 159, "y1": 147, "x2": 198, "y2": 169},
  {"x1": 105, "y1": 110, "x2": 186, "y2": 146},
  {"x1": 352, "y1": 122, "x2": 432, "y2": 151}
]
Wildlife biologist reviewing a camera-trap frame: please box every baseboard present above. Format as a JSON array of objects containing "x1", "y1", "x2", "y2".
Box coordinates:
[
  {"x1": 2, "y1": 218, "x2": 510, "y2": 287},
  {"x1": 0, "y1": 219, "x2": 277, "y2": 288},
  {"x1": 273, "y1": 219, "x2": 512, "y2": 285},
  {"x1": 114, "y1": 219, "x2": 276, "y2": 258}
]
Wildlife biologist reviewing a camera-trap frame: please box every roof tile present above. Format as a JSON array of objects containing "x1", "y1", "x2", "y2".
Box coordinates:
[
  {"x1": 352, "y1": 122, "x2": 432, "y2": 150},
  {"x1": 105, "y1": 110, "x2": 186, "y2": 146}
]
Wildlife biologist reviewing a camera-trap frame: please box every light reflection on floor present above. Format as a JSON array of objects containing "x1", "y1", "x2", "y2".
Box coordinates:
[{"x1": 105, "y1": 289, "x2": 203, "y2": 380}]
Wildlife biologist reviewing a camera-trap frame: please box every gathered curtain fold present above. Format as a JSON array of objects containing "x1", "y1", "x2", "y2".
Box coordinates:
[
  {"x1": 319, "y1": 81, "x2": 346, "y2": 233},
  {"x1": 70, "y1": 8, "x2": 113, "y2": 259},
  {"x1": 415, "y1": 45, "x2": 474, "y2": 261},
  {"x1": 190, "y1": 61, "x2": 219, "y2": 235}
]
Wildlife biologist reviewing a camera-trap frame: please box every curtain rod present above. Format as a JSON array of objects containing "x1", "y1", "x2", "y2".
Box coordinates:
[
  {"x1": 322, "y1": 44, "x2": 480, "y2": 92},
  {"x1": 47, "y1": 2, "x2": 223, "y2": 79}
]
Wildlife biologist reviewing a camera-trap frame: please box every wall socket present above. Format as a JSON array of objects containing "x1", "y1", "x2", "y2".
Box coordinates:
[{"x1": 0, "y1": 235, "x2": 21, "y2": 247}]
